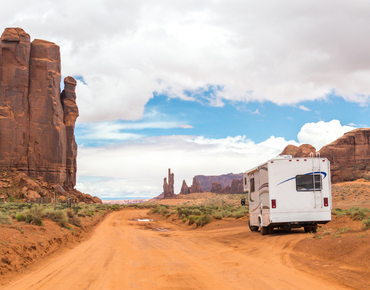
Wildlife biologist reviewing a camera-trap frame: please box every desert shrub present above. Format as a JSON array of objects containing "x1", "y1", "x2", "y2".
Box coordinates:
[
  {"x1": 44, "y1": 209, "x2": 68, "y2": 227},
  {"x1": 9, "y1": 195, "x2": 14, "y2": 202},
  {"x1": 182, "y1": 218, "x2": 187, "y2": 223},
  {"x1": 188, "y1": 215, "x2": 196, "y2": 226},
  {"x1": 233, "y1": 208, "x2": 249, "y2": 219},
  {"x1": 0, "y1": 213, "x2": 12, "y2": 225},
  {"x1": 66, "y1": 209, "x2": 74, "y2": 218},
  {"x1": 196, "y1": 214, "x2": 212, "y2": 227},
  {"x1": 346, "y1": 207, "x2": 369, "y2": 221},
  {"x1": 213, "y1": 212, "x2": 223, "y2": 220},
  {"x1": 69, "y1": 215, "x2": 82, "y2": 227},
  {"x1": 16, "y1": 213, "x2": 25, "y2": 222},
  {"x1": 331, "y1": 208, "x2": 346, "y2": 217},
  {"x1": 363, "y1": 218, "x2": 370, "y2": 228},
  {"x1": 23, "y1": 206, "x2": 45, "y2": 226},
  {"x1": 151, "y1": 205, "x2": 169, "y2": 216}
]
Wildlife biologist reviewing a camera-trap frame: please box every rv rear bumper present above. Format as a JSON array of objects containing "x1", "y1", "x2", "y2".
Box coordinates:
[{"x1": 269, "y1": 211, "x2": 331, "y2": 224}]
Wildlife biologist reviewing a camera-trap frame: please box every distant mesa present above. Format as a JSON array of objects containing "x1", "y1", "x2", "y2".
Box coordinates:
[
  {"x1": 0, "y1": 27, "x2": 101, "y2": 203},
  {"x1": 195, "y1": 173, "x2": 244, "y2": 192},
  {"x1": 279, "y1": 128, "x2": 370, "y2": 183}
]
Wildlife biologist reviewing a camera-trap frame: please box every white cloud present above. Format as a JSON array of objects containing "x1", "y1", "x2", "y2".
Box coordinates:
[
  {"x1": 76, "y1": 135, "x2": 298, "y2": 198},
  {"x1": 299, "y1": 105, "x2": 310, "y2": 111},
  {"x1": 297, "y1": 120, "x2": 355, "y2": 150},
  {"x1": 2, "y1": 1, "x2": 370, "y2": 122}
]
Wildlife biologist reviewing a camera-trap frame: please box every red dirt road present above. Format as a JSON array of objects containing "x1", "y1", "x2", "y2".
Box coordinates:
[{"x1": 3, "y1": 210, "x2": 349, "y2": 290}]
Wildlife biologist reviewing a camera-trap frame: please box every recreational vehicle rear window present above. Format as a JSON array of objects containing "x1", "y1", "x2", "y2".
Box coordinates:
[
  {"x1": 296, "y1": 174, "x2": 322, "y2": 191},
  {"x1": 250, "y1": 178, "x2": 255, "y2": 193}
]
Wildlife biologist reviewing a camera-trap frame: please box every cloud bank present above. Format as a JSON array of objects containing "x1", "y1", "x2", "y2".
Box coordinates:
[{"x1": 2, "y1": 0, "x2": 370, "y2": 123}]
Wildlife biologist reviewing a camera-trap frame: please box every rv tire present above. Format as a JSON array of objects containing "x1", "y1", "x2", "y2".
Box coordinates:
[
  {"x1": 311, "y1": 225, "x2": 318, "y2": 233},
  {"x1": 260, "y1": 226, "x2": 268, "y2": 235},
  {"x1": 267, "y1": 226, "x2": 273, "y2": 234},
  {"x1": 304, "y1": 226, "x2": 312, "y2": 233},
  {"x1": 249, "y1": 221, "x2": 259, "y2": 232}
]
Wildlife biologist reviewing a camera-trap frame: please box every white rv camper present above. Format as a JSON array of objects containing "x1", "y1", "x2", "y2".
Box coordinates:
[{"x1": 244, "y1": 155, "x2": 332, "y2": 235}]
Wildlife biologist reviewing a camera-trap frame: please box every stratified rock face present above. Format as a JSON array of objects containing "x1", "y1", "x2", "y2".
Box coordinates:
[
  {"x1": 211, "y1": 182, "x2": 222, "y2": 193},
  {"x1": 195, "y1": 173, "x2": 244, "y2": 191},
  {"x1": 210, "y1": 179, "x2": 243, "y2": 194},
  {"x1": 180, "y1": 180, "x2": 190, "y2": 195},
  {"x1": 61, "y1": 77, "x2": 79, "y2": 189},
  {"x1": 28, "y1": 39, "x2": 67, "y2": 184},
  {"x1": 319, "y1": 129, "x2": 370, "y2": 183},
  {"x1": 163, "y1": 168, "x2": 175, "y2": 198},
  {"x1": 0, "y1": 28, "x2": 31, "y2": 172},
  {"x1": 279, "y1": 129, "x2": 370, "y2": 183},
  {"x1": 0, "y1": 28, "x2": 79, "y2": 190},
  {"x1": 189, "y1": 177, "x2": 202, "y2": 193}
]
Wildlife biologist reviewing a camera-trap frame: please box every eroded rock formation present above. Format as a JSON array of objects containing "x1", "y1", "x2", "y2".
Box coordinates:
[
  {"x1": 0, "y1": 27, "x2": 100, "y2": 203},
  {"x1": 0, "y1": 28, "x2": 73, "y2": 187},
  {"x1": 279, "y1": 128, "x2": 370, "y2": 183},
  {"x1": 180, "y1": 180, "x2": 190, "y2": 195},
  {"x1": 210, "y1": 179, "x2": 243, "y2": 194},
  {"x1": 195, "y1": 173, "x2": 244, "y2": 191},
  {"x1": 189, "y1": 177, "x2": 202, "y2": 193},
  {"x1": 319, "y1": 129, "x2": 370, "y2": 182},
  {"x1": 280, "y1": 144, "x2": 316, "y2": 157},
  {"x1": 163, "y1": 168, "x2": 175, "y2": 198}
]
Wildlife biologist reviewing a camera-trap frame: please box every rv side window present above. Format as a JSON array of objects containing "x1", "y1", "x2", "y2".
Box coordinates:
[
  {"x1": 244, "y1": 177, "x2": 247, "y2": 185},
  {"x1": 296, "y1": 174, "x2": 322, "y2": 191},
  {"x1": 250, "y1": 178, "x2": 255, "y2": 193}
]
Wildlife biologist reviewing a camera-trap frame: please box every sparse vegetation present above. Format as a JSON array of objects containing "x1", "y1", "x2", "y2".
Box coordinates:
[{"x1": 0, "y1": 213, "x2": 12, "y2": 225}]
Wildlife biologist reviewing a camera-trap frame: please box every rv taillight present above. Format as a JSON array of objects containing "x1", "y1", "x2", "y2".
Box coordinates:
[
  {"x1": 324, "y1": 197, "x2": 328, "y2": 207},
  {"x1": 272, "y1": 199, "x2": 276, "y2": 208}
]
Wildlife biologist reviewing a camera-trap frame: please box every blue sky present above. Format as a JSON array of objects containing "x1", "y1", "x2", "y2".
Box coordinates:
[{"x1": 2, "y1": 0, "x2": 370, "y2": 199}]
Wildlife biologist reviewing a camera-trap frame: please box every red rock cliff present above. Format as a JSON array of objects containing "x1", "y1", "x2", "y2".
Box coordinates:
[{"x1": 0, "y1": 28, "x2": 79, "y2": 191}]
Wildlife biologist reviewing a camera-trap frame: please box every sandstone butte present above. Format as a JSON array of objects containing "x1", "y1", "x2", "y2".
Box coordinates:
[
  {"x1": 280, "y1": 128, "x2": 370, "y2": 183},
  {"x1": 0, "y1": 27, "x2": 101, "y2": 203}
]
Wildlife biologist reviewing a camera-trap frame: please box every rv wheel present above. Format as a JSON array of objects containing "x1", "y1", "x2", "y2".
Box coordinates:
[
  {"x1": 249, "y1": 221, "x2": 259, "y2": 232},
  {"x1": 311, "y1": 225, "x2": 318, "y2": 233},
  {"x1": 260, "y1": 226, "x2": 268, "y2": 235},
  {"x1": 304, "y1": 226, "x2": 312, "y2": 233}
]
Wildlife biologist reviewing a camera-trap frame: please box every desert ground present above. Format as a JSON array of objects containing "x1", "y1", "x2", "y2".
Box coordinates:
[{"x1": 1, "y1": 180, "x2": 370, "y2": 289}]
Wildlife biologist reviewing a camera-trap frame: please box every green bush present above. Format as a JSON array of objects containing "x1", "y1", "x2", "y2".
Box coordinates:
[
  {"x1": 363, "y1": 218, "x2": 370, "y2": 228},
  {"x1": 23, "y1": 206, "x2": 45, "y2": 226},
  {"x1": 16, "y1": 213, "x2": 25, "y2": 222},
  {"x1": 188, "y1": 215, "x2": 196, "y2": 226},
  {"x1": 213, "y1": 212, "x2": 223, "y2": 220},
  {"x1": 0, "y1": 213, "x2": 12, "y2": 225},
  {"x1": 346, "y1": 207, "x2": 369, "y2": 221},
  {"x1": 9, "y1": 195, "x2": 14, "y2": 202},
  {"x1": 196, "y1": 214, "x2": 212, "y2": 227}
]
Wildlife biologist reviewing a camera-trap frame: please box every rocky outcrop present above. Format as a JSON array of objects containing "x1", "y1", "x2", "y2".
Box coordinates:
[
  {"x1": 195, "y1": 173, "x2": 244, "y2": 191},
  {"x1": 280, "y1": 144, "x2": 316, "y2": 157},
  {"x1": 279, "y1": 128, "x2": 370, "y2": 183},
  {"x1": 319, "y1": 128, "x2": 370, "y2": 183},
  {"x1": 210, "y1": 182, "x2": 222, "y2": 193},
  {"x1": 163, "y1": 168, "x2": 175, "y2": 198},
  {"x1": 0, "y1": 28, "x2": 78, "y2": 190},
  {"x1": 61, "y1": 77, "x2": 79, "y2": 190},
  {"x1": 0, "y1": 170, "x2": 101, "y2": 203},
  {"x1": 189, "y1": 177, "x2": 203, "y2": 193},
  {"x1": 210, "y1": 179, "x2": 243, "y2": 194},
  {"x1": 180, "y1": 180, "x2": 190, "y2": 195}
]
